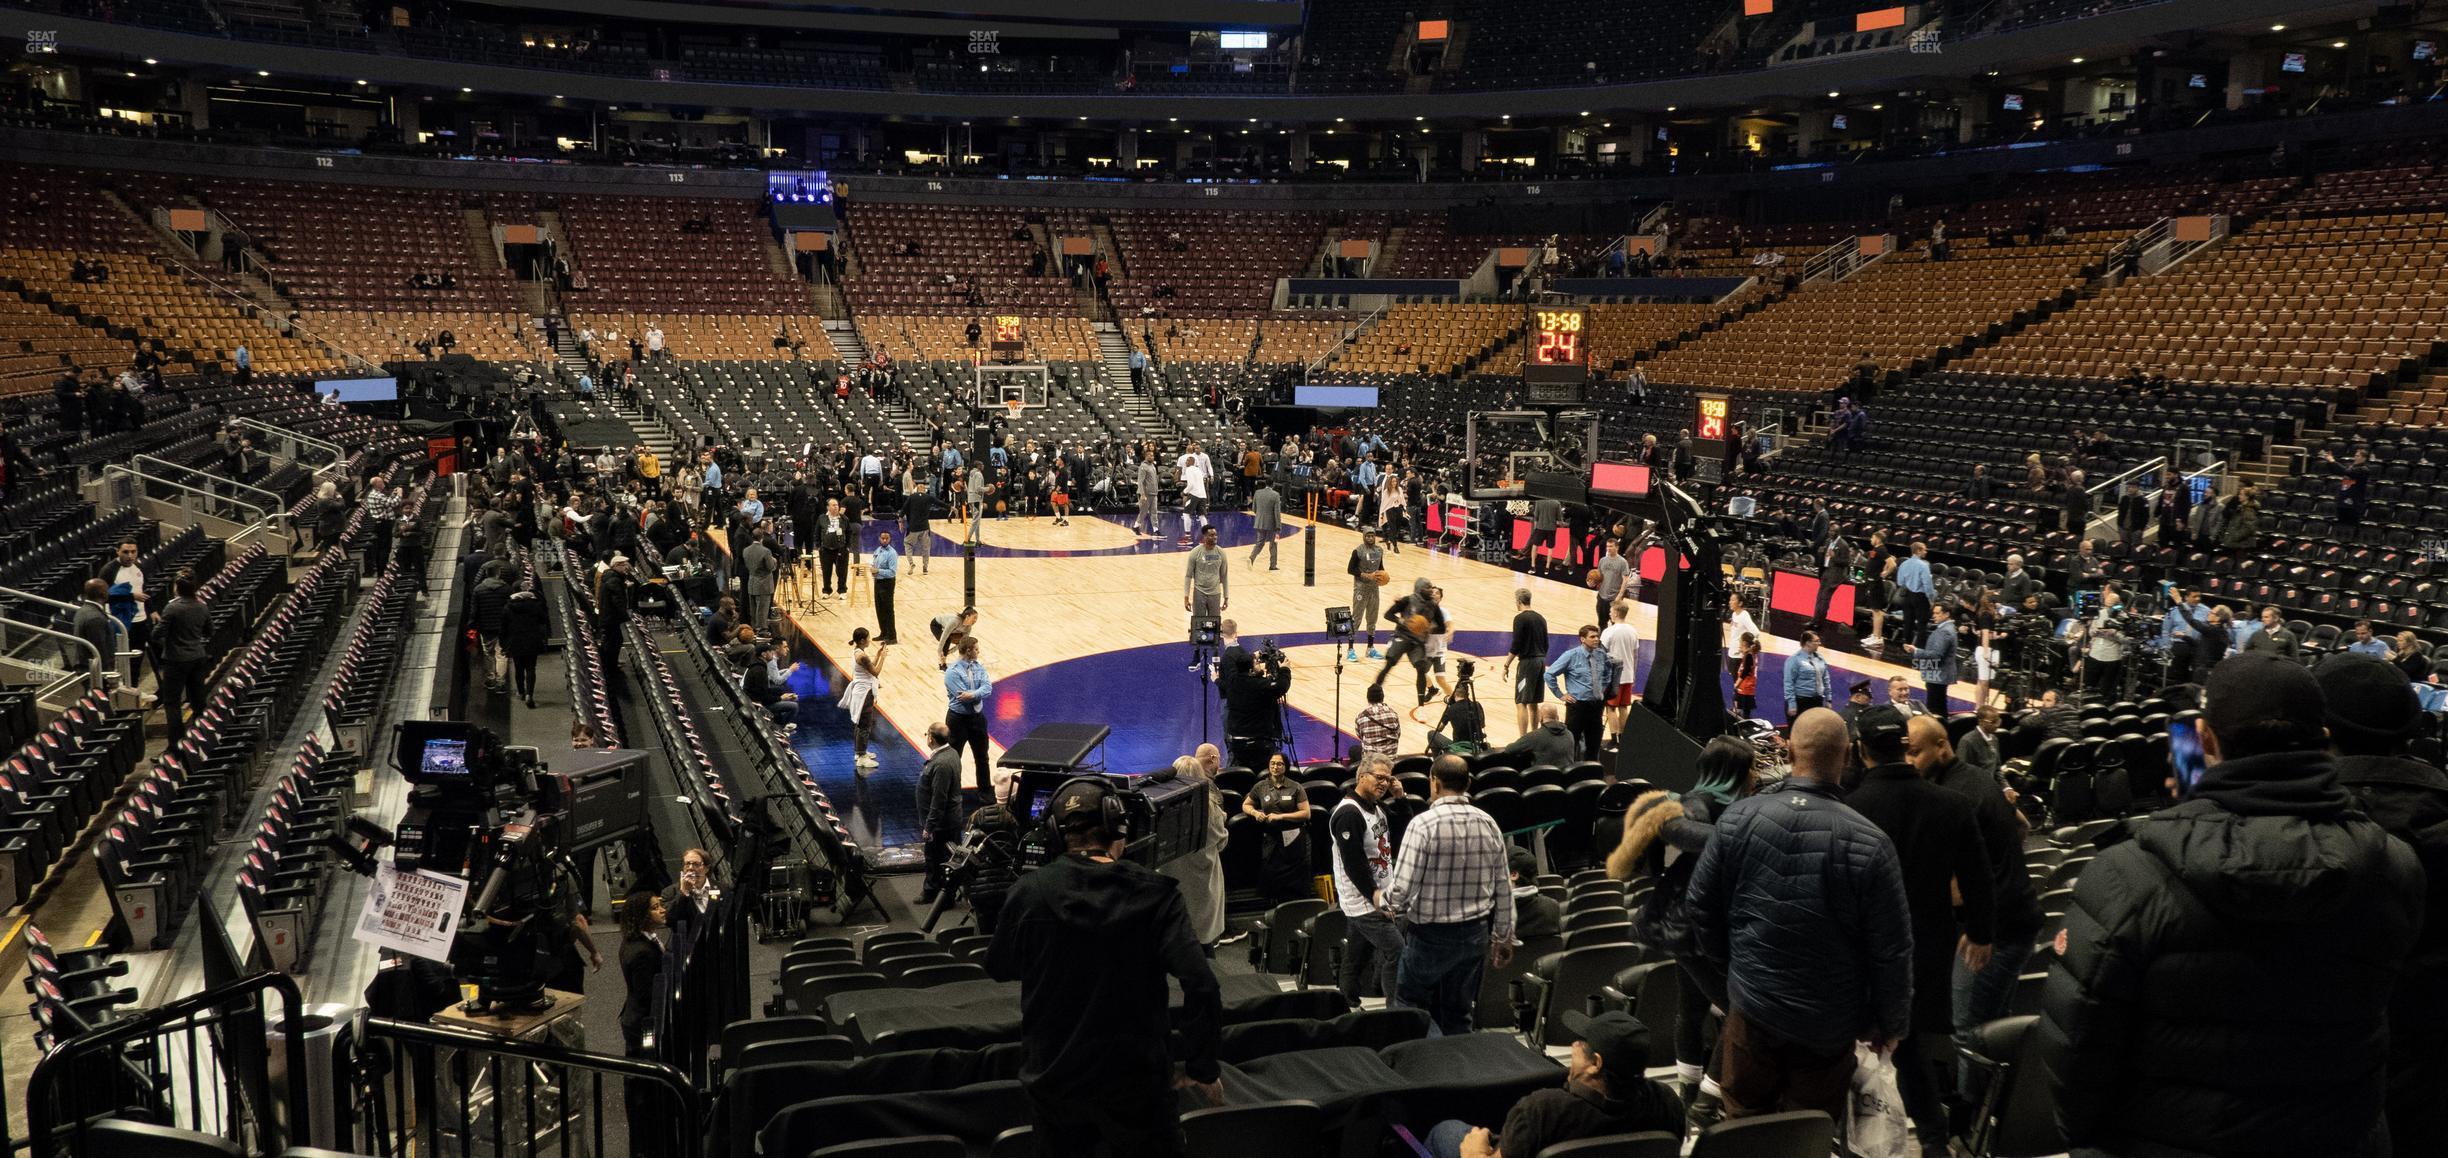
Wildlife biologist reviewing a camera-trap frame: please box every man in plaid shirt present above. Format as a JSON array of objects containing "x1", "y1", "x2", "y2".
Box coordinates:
[
  {"x1": 362, "y1": 476, "x2": 401, "y2": 574},
  {"x1": 1381, "y1": 754, "x2": 1515, "y2": 1035},
  {"x1": 1354, "y1": 684, "x2": 1402, "y2": 758}
]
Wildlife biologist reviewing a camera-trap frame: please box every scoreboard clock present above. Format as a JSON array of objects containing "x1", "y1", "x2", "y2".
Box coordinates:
[
  {"x1": 1696, "y1": 393, "x2": 1729, "y2": 442},
  {"x1": 990, "y1": 315, "x2": 1025, "y2": 356},
  {"x1": 1524, "y1": 306, "x2": 1589, "y2": 403}
]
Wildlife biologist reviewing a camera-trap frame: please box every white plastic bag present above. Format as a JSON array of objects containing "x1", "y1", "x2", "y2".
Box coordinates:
[{"x1": 1847, "y1": 1042, "x2": 1912, "y2": 1158}]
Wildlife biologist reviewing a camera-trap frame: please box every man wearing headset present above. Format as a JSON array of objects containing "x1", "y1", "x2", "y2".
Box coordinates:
[{"x1": 987, "y1": 777, "x2": 1224, "y2": 1157}]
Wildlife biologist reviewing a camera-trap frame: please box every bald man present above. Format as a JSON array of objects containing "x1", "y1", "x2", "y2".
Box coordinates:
[{"x1": 1687, "y1": 708, "x2": 1912, "y2": 1133}]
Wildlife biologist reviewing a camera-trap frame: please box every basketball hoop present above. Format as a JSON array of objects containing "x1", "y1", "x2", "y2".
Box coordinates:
[{"x1": 1005, "y1": 398, "x2": 1024, "y2": 419}]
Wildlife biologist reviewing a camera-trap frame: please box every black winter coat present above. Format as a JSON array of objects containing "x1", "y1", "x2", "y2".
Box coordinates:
[
  {"x1": 1842, "y1": 764, "x2": 1997, "y2": 1033},
  {"x1": 469, "y1": 577, "x2": 511, "y2": 636},
  {"x1": 2336, "y1": 753, "x2": 2448, "y2": 1158},
  {"x1": 2039, "y1": 751, "x2": 2423, "y2": 1158},
  {"x1": 1607, "y1": 789, "x2": 1719, "y2": 959},
  {"x1": 1687, "y1": 778, "x2": 1914, "y2": 1052},
  {"x1": 500, "y1": 590, "x2": 550, "y2": 659}
]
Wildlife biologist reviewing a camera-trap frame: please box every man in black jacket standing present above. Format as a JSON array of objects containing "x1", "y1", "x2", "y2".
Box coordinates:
[
  {"x1": 598, "y1": 555, "x2": 634, "y2": 674},
  {"x1": 154, "y1": 573, "x2": 217, "y2": 743},
  {"x1": 1844, "y1": 707, "x2": 1995, "y2": 1158},
  {"x1": 2316, "y1": 656, "x2": 2448, "y2": 1158},
  {"x1": 1812, "y1": 531, "x2": 1854, "y2": 630},
  {"x1": 988, "y1": 777, "x2": 1223, "y2": 1158},
  {"x1": 470, "y1": 563, "x2": 511, "y2": 694},
  {"x1": 1904, "y1": 714, "x2": 2039, "y2": 1116},
  {"x1": 918, "y1": 722, "x2": 964, "y2": 905},
  {"x1": 2040, "y1": 653, "x2": 2422, "y2": 1158}
]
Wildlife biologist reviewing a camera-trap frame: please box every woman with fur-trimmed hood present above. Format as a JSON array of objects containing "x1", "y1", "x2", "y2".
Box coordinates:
[{"x1": 1605, "y1": 734, "x2": 1759, "y2": 1121}]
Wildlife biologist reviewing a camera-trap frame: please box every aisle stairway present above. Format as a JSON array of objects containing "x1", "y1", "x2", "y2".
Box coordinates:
[
  {"x1": 826, "y1": 321, "x2": 929, "y2": 451},
  {"x1": 1092, "y1": 322, "x2": 1169, "y2": 439}
]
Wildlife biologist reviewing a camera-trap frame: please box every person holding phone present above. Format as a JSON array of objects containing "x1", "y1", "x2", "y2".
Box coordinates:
[
  {"x1": 660, "y1": 848, "x2": 720, "y2": 947},
  {"x1": 2039, "y1": 653, "x2": 2422, "y2": 1158}
]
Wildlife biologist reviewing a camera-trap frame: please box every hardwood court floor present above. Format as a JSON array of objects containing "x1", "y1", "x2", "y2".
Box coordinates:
[{"x1": 776, "y1": 508, "x2": 1945, "y2": 796}]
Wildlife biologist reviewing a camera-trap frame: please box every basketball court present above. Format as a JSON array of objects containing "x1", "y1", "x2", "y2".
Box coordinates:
[{"x1": 774, "y1": 506, "x2": 1946, "y2": 868}]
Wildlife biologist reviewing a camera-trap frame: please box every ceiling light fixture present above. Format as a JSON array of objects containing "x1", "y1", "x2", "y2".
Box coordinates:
[
  {"x1": 256, "y1": 69, "x2": 270, "y2": 77},
  {"x1": 142, "y1": 58, "x2": 157, "y2": 65},
  {"x1": 2270, "y1": 23, "x2": 2285, "y2": 31},
  {"x1": 2070, "y1": 56, "x2": 2085, "y2": 64}
]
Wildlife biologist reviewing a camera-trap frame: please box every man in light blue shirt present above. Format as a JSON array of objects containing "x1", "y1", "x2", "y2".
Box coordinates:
[
  {"x1": 1545, "y1": 624, "x2": 1618, "y2": 760},
  {"x1": 1353, "y1": 457, "x2": 1380, "y2": 493},
  {"x1": 701, "y1": 457, "x2": 723, "y2": 509},
  {"x1": 2161, "y1": 587, "x2": 2202, "y2": 672},
  {"x1": 739, "y1": 490, "x2": 765, "y2": 524},
  {"x1": 939, "y1": 444, "x2": 963, "y2": 500},
  {"x1": 1784, "y1": 629, "x2": 1833, "y2": 718},
  {"x1": 577, "y1": 371, "x2": 594, "y2": 399},
  {"x1": 1894, "y1": 541, "x2": 1935, "y2": 648},
  {"x1": 232, "y1": 343, "x2": 251, "y2": 385},
  {"x1": 871, "y1": 531, "x2": 900, "y2": 644},
  {"x1": 2345, "y1": 620, "x2": 2392, "y2": 659},
  {"x1": 944, "y1": 635, "x2": 994, "y2": 792},
  {"x1": 1127, "y1": 347, "x2": 1148, "y2": 389}
]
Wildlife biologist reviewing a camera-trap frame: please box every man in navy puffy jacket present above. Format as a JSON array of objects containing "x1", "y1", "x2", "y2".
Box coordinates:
[{"x1": 1686, "y1": 706, "x2": 1913, "y2": 1136}]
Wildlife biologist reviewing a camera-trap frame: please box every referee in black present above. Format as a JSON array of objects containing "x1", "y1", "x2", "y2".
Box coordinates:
[{"x1": 987, "y1": 778, "x2": 1224, "y2": 1157}]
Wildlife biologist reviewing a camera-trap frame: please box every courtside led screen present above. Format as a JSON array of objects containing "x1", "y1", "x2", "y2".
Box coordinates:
[
  {"x1": 1293, "y1": 385, "x2": 1379, "y2": 409},
  {"x1": 320, "y1": 376, "x2": 399, "y2": 402},
  {"x1": 1590, "y1": 461, "x2": 1652, "y2": 499}
]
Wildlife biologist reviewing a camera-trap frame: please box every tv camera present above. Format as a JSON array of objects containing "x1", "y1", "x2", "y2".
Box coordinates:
[{"x1": 330, "y1": 720, "x2": 650, "y2": 1015}]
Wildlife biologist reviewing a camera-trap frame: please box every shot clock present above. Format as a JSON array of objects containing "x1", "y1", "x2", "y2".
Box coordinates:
[
  {"x1": 989, "y1": 315, "x2": 1025, "y2": 356},
  {"x1": 1524, "y1": 306, "x2": 1589, "y2": 402}
]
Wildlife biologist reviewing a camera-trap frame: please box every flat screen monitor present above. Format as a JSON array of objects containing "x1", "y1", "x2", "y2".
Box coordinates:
[
  {"x1": 2188, "y1": 72, "x2": 2210, "y2": 88},
  {"x1": 1293, "y1": 384, "x2": 1379, "y2": 409},
  {"x1": 2280, "y1": 52, "x2": 2307, "y2": 73},
  {"x1": 2415, "y1": 40, "x2": 2436, "y2": 61},
  {"x1": 1590, "y1": 461, "x2": 1652, "y2": 499},
  {"x1": 420, "y1": 738, "x2": 470, "y2": 779},
  {"x1": 321, "y1": 376, "x2": 399, "y2": 403},
  {"x1": 2001, "y1": 93, "x2": 2025, "y2": 111}
]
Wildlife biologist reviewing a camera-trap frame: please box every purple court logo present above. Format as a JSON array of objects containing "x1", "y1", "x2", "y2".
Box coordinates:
[{"x1": 24, "y1": 30, "x2": 58, "y2": 54}]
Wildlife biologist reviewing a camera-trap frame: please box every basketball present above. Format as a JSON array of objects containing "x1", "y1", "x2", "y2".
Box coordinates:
[
  {"x1": 994, "y1": 500, "x2": 1006, "y2": 513},
  {"x1": 1405, "y1": 613, "x2": 1432, "y2": 637},
  {"x1": 1366, "y1": 570, "x2": 1391, "y2": 587},
  {"x1": 1586, "y1": 568, "x2": 1603, "y2": 588}
]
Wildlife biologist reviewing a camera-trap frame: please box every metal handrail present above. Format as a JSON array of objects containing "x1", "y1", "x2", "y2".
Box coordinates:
[
  {"x1": 133, "y1": 453, "x2": 287, "y2": 510},
  {"x1": 97, "y1": 464, "x2": 272, "y2": 526},
  {"x1": 1307, "y1": 301, "x2": 1387, "y2": 380},
  {"x1": 0, "y1": 585, "x2": 128, "y2": 685},
  {"x1": 229, "y1": 415, "x2": 347, "y2": 467},
  {"x1": 0, "y1": 612, "x2": 105, "y2": 696},
  {"x1": 2090, "y1": 455, "x2": 2168, "y2": 498}
]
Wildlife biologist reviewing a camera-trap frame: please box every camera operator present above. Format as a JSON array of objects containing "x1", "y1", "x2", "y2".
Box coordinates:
[
  {"x1": 987, "y1": 779, "x2": 1224, "y2": 1158},
  {"x1": 2084, "y1": 588, "x2": 2129, "y2": 696},
  {"x1": 1218, "y1": 619, "x2": 1292, "y2": 771}
]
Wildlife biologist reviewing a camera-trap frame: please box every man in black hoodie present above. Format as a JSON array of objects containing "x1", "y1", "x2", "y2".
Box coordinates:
[
  {"x1": 988, "y1": 777, "x2": 1223, "y2": 1158},
  {"x1": 2040, "y1": 653, "x2": 2423, "y2": 1158},
  {"x1": 2316, "y1": 655, "x2": 2448, "y2": 1158}
]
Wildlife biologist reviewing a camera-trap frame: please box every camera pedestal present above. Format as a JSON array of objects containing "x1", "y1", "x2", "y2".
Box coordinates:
[{"x1": 431, "y1": 991, "x2": 592, "y2": 1158}]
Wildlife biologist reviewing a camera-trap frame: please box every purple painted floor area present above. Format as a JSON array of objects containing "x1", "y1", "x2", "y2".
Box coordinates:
[{"x1": 853, "y1": 509, "x2": 1297, "y2": 560}]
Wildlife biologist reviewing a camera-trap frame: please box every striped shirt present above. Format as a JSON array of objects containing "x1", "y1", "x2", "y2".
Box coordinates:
[{"x1": 1381, "y1": 795, "x2": 1516, "y2": 945}]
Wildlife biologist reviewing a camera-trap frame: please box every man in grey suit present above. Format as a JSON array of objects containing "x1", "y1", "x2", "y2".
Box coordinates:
[
  {"x1": 1133, "y1": 456, "x2": 1161, "y2": 539},
  {"x1": 918, "y1": 721, "x2": 964, "y2": 905},
  {"x1": 1248, "y1": 479, "x2": 1283, "y2": 570},
  {"x1": 741, "y1": 531, "x2": 778, "y2": 632}
]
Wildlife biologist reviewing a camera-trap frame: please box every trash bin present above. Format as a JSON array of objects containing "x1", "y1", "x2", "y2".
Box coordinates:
[{"x1": 269, "y1": 1001, "x2": 353, "y2": 1150}]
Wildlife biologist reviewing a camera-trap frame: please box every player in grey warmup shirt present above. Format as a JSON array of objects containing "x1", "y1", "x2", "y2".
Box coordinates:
[
  {"x1": 1185, "y1": 525, "x2": 1229, "y2": 651},
  {"x1": 1347, "y1": 530, "x2": 1385, "y2": 660},
  {"x1": 1594, "y1": 539, "x2": 1631, "y2": 631}
]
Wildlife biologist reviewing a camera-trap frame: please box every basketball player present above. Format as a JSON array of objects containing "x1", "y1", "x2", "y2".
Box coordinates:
[
  {"x1": 1177, "y1": 443, "x2": 1212, "y2": 545},
  {"x1": 1373, "y1": 577, "x2": 1445, "y2": 706},
  {"x1": 1346, "y1": 529, "x2": 1386, "y2": 661},
  {"x1": 1134, "y1": 453, "x2": 1161, "y2": 539},
  {"x1": 1185, "y1": 525, "x2": 1229, "y2": 660},
  {"x1": 1598, "y1": 598, "x2": 1641, "y2": 744},
  {"x1": 1503, "y1": 589, "x2": 1549, "y2": 735}
]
